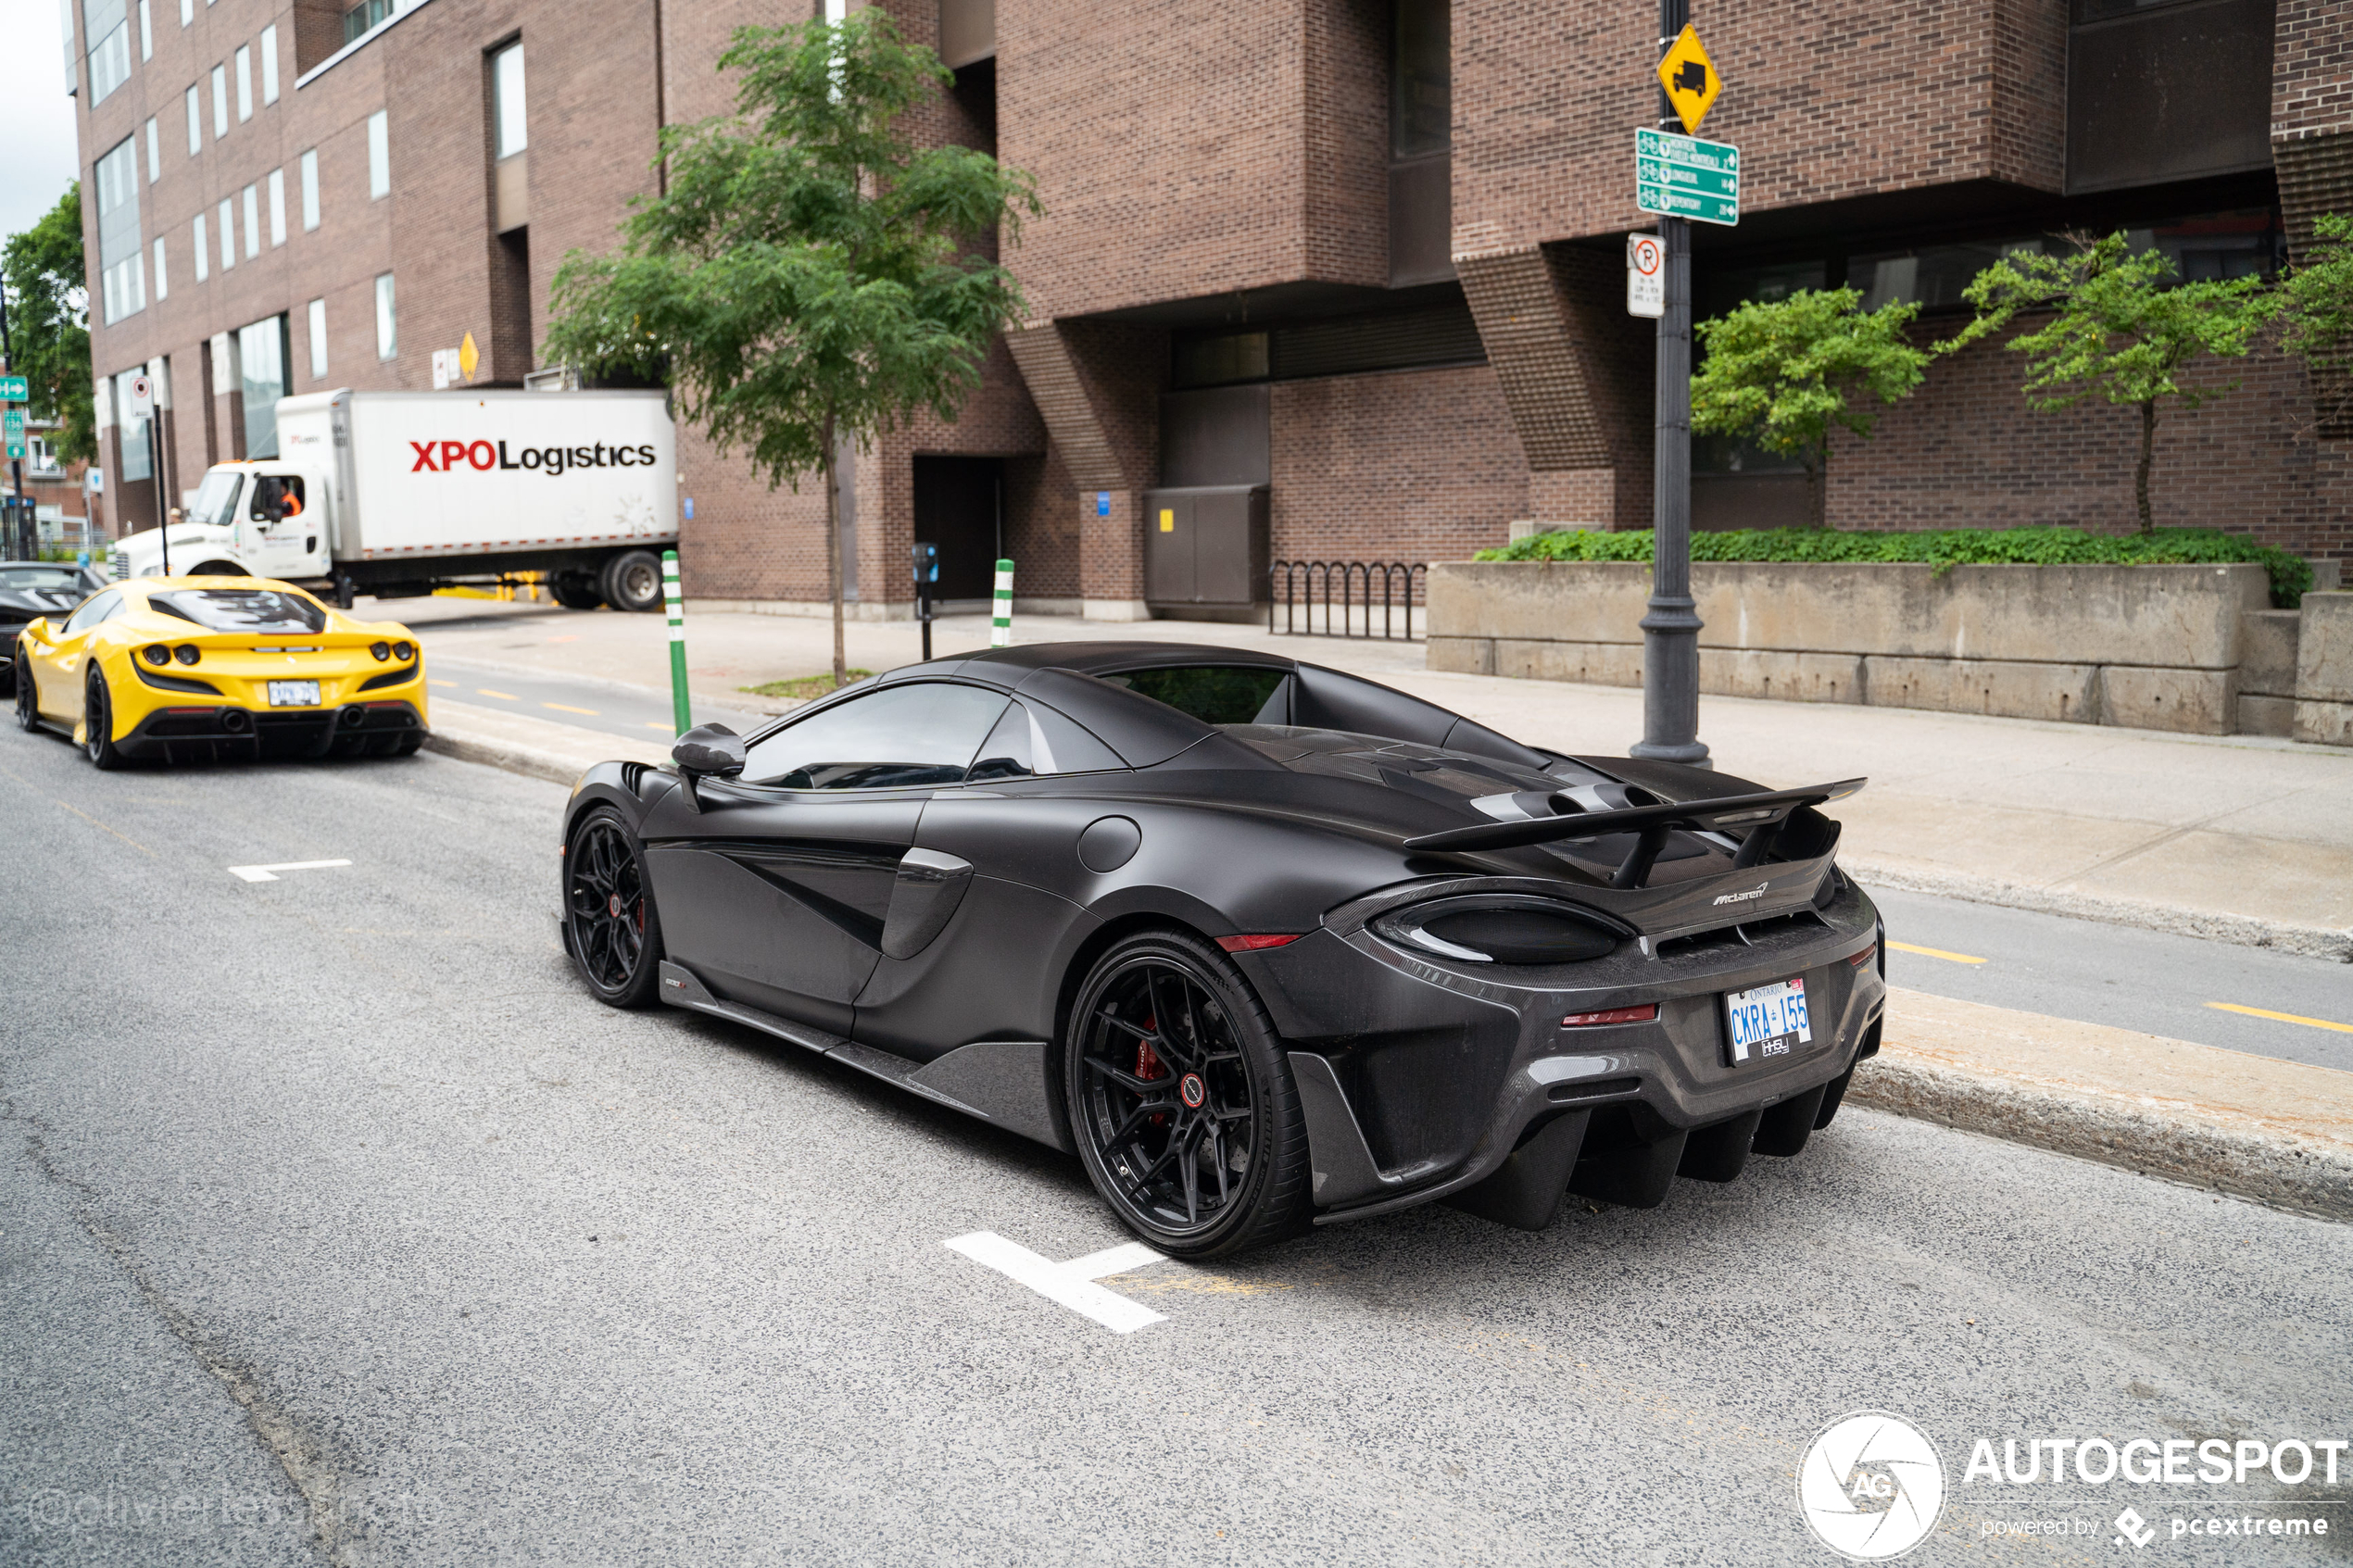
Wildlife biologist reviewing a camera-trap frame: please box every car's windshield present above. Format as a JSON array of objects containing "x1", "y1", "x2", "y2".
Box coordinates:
[
  {"x1": 1100, "y1": 666, "x2": 1288, "y2": 725},
  {"x1": 186, "y1": 470, "x2": 244, "y2": 528},
  {"x1": 147, "y1": 588, "x2": 328, "y2": 633},
  {"x1": 0, "y1": 566, "x2": 93, "y2": 593}
]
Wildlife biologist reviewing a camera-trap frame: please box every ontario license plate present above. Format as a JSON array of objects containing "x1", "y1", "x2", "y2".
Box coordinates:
[
  {"x1": 267, "y1": 680, "x2": 321, "y2": 707},
  {"x1": 1724, "y1": 976, "x2": 1811, "y2": 1066}
]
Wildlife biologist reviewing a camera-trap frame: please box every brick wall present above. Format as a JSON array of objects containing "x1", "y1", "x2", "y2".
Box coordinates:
[
  {"x1": 1269, "y1": 363, "x2": 1529, "y2": 568},
  {"x1": 1824, "y1": 330, "x2": 2353, "y2": 568},
  {"x1": 1452, "y1": 0, "x2": 2070, "y2": 254}
]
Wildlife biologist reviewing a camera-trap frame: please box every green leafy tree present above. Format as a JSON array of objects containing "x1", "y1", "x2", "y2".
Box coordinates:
[
  {"x1": 1942, "y1": 232, "x2": 2278, "y2": 533},
  {"x1": 1689, "y1": 287, "x2": 1931, "y2": 529},
  {"x1": 2277, "y1": 213, "x2": 2353, "y2": 433},
  {"x1": 545, "y1": 11, "x2": 1038, "y2": 684},
  {"x1": 3, "y1": 184, "x2": 95, "y2": 464}
]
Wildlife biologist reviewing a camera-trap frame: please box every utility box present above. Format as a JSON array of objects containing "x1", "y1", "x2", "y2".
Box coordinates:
[{"x1": 1143, "y1": 484, "x2": 1268, "y2": 621}]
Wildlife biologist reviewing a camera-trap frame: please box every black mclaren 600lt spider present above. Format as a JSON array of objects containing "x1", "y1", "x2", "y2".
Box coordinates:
[{"x1": 560, "y1": 643, "x2": 1885, "y2": 1258}]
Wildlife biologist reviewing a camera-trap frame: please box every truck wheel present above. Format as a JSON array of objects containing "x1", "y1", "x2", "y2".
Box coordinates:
[
  {"x1": 600, "y1": 550, "x2": 664, "y2": 613},
  {"x1": 549, "y1": 572, "x2": 603, "y2": 610},
  {"x1": 188, "y1": 560, "x2": 246, "y2": 577}
]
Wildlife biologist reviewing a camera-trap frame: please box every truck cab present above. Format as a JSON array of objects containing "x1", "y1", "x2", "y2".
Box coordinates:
[{"x1": 112, "y1": 460, "x2": 335, "y2": 586}]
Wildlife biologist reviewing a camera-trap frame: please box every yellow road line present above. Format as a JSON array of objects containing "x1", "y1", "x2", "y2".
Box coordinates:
[
  {"x1": 430, "y1": 679, "x2": 456, "y2": 688},
  {"x1": 1885, "y1": 939, "x2": 1989, "y2": 966},
  {"x1": 542, "y1": 702, "x2": 598, "y2": 715},
  {"x1": 645, "y1": 721, "x2": 673, "y2": 732},
  {"x1": 0, "y1": 765, "x2": 157, "y2": 857},
  {"x1": 2207, "y1": 1002, "x2": 2353, "y2": 1035},
  {"x1": 475, "y1": 688, "x2": 519, "y2": 701}
]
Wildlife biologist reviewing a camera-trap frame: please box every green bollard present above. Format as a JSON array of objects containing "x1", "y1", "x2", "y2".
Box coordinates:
[
  {"x1": 662, "y1": 550, "x2": 691, "y2": 734},
  {"x1": 990, "y1": 558, "x2": 1014, "y2": 648}
]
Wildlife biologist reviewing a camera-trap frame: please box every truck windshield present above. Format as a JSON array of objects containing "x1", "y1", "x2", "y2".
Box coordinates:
[
  {"x1": 188, "y1": 470, "x2": 244, "y2": 528},
  {"x1": 148, "y1": 589, "x2": 329, "y2": 633}
]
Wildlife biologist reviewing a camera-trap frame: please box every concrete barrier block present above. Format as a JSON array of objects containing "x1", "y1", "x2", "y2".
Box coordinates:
[
  {"x1": 2241, "y1": 609, "x2": 2301, "y2": 698},
  {"x1": 2294, "y1": 699, "x2": 2353, "y2": 746},
  {"x1": 1701, "y1": 648, "x2": 1866, "y2": 704},
  {"x1": 1426, "y1": 562, "x2": 1650, "y2": 645},
  {"x1": 2100, "y1": 666, "x2": 2237, "y2": 734},
  {"x1": 2237, "y1": 694, "x2": 2296, "y2": 737},
  {"x1": 1863, "y1": 656, "x2": 2101, "y2": 722},
  {"x1": 1493, "y1": 638, "x2": 1643, "y2": 687},
  {"x1": 2296, "y1": 591, "x2": 2353, "y2": 705},
  {"x1": 1427, "y1": 636, "x2": 1495, "y2": 675}
]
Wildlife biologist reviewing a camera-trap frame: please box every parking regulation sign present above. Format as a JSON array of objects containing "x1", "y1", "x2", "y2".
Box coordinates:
[
  {"x1": 126, "y1": 373, "x2": 155, "y2": 420},
  {"x1": 1628, "y1": 233, "x2": 1665, "y2": 318}
]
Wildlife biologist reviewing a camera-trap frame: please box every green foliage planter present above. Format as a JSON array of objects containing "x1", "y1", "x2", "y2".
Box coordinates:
[{"x1": 1476, "y1": 526, "x2": 2313, "y2": 609}]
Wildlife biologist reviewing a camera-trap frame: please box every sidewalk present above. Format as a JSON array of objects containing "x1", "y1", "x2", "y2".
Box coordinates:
[{"x1": 400, "y1": 594, "x2": 2353, "y2": 960}]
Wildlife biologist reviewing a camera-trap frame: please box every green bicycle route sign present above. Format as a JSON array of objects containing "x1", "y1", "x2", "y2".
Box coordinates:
[{"x1": 1635, "y1": 129, "x2": 1741, "y2": 227}]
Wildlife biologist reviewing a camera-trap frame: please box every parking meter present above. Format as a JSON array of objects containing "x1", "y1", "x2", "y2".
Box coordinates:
[{"x1": 912, "y1": 542, "x2": 939, "y2": 660}]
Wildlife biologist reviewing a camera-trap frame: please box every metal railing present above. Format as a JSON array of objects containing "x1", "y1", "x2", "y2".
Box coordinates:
[{"x1": 1268, "y1": 559, "x2": 1427, "y2": 641}]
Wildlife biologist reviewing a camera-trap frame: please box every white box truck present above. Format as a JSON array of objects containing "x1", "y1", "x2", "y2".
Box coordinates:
[{"x1": 112, "y1": 388, "x2": 679, "y2": 611}]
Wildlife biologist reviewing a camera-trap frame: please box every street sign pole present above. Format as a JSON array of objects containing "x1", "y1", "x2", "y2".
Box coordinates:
[
  {"x1": 1633, "y1": 0, "x2": 1710, "y2": 766},
  {"x1": 0, "y1": 277, "x2": 23, "y2": 508}
]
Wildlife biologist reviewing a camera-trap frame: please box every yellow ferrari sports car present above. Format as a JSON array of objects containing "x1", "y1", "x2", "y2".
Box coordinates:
[{"x1": 11, "y1": 574, "x2": 429, "y2": 769}]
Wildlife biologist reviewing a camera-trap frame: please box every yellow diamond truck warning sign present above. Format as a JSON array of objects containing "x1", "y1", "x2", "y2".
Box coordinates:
[{"x1": 1657, "y1": 24, "x2": 1721, "y2": 136}]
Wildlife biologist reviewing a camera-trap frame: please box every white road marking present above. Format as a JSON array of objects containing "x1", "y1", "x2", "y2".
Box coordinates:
[
  {"x1": 228, "y1": 859, "x2": 353, "y2": 883},
  {"x1": 944, "y1": 1232, "x2": 1168, "y2": 1334}
]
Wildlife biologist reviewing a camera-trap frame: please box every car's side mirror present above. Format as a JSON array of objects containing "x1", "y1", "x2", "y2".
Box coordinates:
[{"x1": 672, "y1": 723, "x2": 746, "y2": 812}]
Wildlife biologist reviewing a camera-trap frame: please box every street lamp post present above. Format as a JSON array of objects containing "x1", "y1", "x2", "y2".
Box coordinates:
[{"x1": 1631, "y1": 0, "x2": 1711, "y2": 766}]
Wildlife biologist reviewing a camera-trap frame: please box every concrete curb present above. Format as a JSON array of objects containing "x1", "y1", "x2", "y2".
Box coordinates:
[
  {"x1": 1844, "y1": 856, "x2": 2353, "y2": 964},
  {"x1": 1848, "y1": 1059, "x2": 2353, "y2": 1221},
  {"x1": 420, "y1": 727, "x2": 594, "y2": 787}
]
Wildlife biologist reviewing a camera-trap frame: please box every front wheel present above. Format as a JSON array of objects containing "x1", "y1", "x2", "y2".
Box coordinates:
[
  {"x1": 1063, "y1": 930, "x2": 1313, "y2": 1260},
  {"x1": 564, "y1": 807, "x2": 663, "y2": 1007},
  {"x1": 82, "y1": 666, "x2": 126, "y2": 770}
]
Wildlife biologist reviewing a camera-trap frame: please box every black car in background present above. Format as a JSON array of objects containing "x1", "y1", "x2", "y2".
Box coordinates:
[
  {"x1": 0, "y1": 561, "x2": 106, "y2": 675},
  {"x1": 559, "y1": 643, "x2": 1885, "y2": 1259}
]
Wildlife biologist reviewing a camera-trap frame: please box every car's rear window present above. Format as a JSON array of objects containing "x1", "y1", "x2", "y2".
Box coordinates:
[
  {"x1": 0, "y1": 567, "x2": 92, "y2": 593},
  {"x1": 148, "y1": 589, "x2": 328, "y2": 633},
  {"x1": 1101, "y1": 666, "x2": 1288, "y2": 726}
]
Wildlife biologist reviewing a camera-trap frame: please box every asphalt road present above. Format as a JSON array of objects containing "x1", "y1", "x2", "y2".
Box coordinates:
[{"x1": 4, "y1": 730, "x2": 2348, "y2": 1567}]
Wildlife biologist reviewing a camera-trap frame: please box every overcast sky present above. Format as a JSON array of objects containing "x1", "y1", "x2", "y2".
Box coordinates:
[{"x1": 2, "y1": 0, "x2": 83, "y2": 245}]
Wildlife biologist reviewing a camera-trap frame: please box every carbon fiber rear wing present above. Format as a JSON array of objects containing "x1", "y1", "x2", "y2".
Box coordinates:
[{"x1": 1403, "y1": 778, "x2": 1866, "y2": 889}]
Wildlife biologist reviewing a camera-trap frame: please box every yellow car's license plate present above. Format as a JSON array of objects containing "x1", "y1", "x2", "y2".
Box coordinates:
[{"x1": 267, "y1": 680, "x2": 321, "y2": 707}]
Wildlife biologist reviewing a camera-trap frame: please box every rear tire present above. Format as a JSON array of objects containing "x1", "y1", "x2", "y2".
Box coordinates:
[
  {"x1": 549, "y1": 572, "x2": 603, "y2": 610},
  {"x1": 15, "y1": 660, "x2": 41, "y2": 732},
  {"x1": 599, "y1": 550, "x2": 664, "y2": 613},
  {"x1": 82, "y1": 666, "x2": 127, "y2": 770},
  {"x1": 1063, "y1": 929, "x2": 1313, "y2": 1260}
]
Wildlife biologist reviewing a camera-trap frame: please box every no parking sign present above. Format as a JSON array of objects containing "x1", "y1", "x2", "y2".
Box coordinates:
[{"x1": 1627, "y1": 233, "x2": 1665, "y2": 319}]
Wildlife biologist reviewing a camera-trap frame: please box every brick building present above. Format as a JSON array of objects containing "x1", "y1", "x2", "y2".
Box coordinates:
[{"x1": 68, "y1": 0, "x2": 2352, "y2": 618}]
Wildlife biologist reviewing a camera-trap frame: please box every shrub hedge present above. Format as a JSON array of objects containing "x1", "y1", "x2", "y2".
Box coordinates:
[{"x1": 1473, "y1": 525, "x2": 2313, "y2": 608}]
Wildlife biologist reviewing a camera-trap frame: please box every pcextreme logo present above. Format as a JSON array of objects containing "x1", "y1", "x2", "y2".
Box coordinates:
[
  {"x1": 1799, "y1": 1411, "x2": 1946, "y2": 1561},
  {"x1": 407, "y1": 439, "x2": 658, "y2": 476}
]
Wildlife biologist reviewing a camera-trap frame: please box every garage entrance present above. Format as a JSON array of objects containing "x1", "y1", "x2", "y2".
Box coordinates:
[{"x1": 912, "y1": 456, "x2": 1004, "y2": 605}]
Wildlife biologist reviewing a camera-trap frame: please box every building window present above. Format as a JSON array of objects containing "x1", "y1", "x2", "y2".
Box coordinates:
[
  {"x1": 300, "y1": 148, "x2": 320, "y2": 230},
  {"x1": 267, "y1": 168, "x2": 286, "y2": 245},
  {"x1": 1392, "y1": 0, "x2": 1450, "y2": 159},
  {"x1": 239, "y1": 315, "x2": 289, "y2": 458},
  {"x1": 216, "y1": 196, "x2": 233, "y2": 270},
  {"x1": 137, "y1": 0, "x2": 149, "y2": 59},
  {"x1": 144, "y1": 117, "x2": 158, "y2": 182},
  {"x1": 234, "y1": 44, "x2": 252, "y2": 120},
  {"x1": 94, "y1": 135, "x2": 145, "y2": 323},
  {"x1": 185, "y1": 83, "x2": 200, "y2": 154},
  {"x1": 374, "y1": 273, "x2": 396, "y2": 358},
  {"x1": 152, "y1": 235, "x2": 166, "y2": 299},
  {"x1": 308, "y1": 297, "x2": 327, "y2": 380},
  {"x1": 343, "y1": 0, "x2": 393, "y2": 45},
  {"x1": 88, "y1": 6, "x2": 132, "y2": 103},
  {"x1": 492, "y1": 41, "x2": 527, "y2": 158},
  {"x1": 178, "y1": 0, "x2": 188, "y2": 21},
  {"x1": 260, "y1": 23, "x2": 278, "y2": 104},
  {"x1": 242, "y1": 184, "x2": 259, "y2": 258},
  {"x1": 192, "y1": 212, "x2": 207, "y2": 281},
  {"x1": 367, "y1": 110, "x2": 389, "y2": 199},
  {"x1": 211, "y1": 63, "x2": 227, "y2": 137}
]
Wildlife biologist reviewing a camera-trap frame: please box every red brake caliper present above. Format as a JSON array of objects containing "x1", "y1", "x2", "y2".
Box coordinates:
[{"x1": 1137, "y1": 1022, "x2": 1168, "y2": 1126}]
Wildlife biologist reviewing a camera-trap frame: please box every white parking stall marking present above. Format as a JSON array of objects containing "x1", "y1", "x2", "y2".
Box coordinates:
[
  {"x1": 944, "y1": 1232, "x2": 1169, "y2": 1334},
  {"x1": 227, "y1": 859, "x2": 353, "y2": 883}
]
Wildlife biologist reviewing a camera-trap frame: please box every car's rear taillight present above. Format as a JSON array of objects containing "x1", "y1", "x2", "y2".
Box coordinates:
[
  {"x1": 174, "y1": 644, "x2": 200, "y2": 665},
  {"x1": 1563, "y1": 1005, "x2": 1657, "y2": 1027},
  {"x1": 370, "y1": 641, "x2": 391, "y2": 661},
  {"x1": 141, "y1": 645, "x2": 170, "y2": 666}
]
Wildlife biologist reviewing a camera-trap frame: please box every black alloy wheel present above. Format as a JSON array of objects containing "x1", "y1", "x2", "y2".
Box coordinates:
[
  {"x1": 83, "y1": 666, "x2": 125, "y2": 770},
  {"x1": 1064, "y1": 931, "x2": 1312, "y2": 1259},
  {"x1": 15, "y1": 660, "x2": 39, "y2": 733},
  {"x1": 564, "y1": 807, "x2": 662, "y2": 1007}
]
